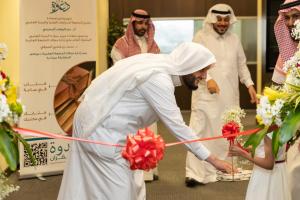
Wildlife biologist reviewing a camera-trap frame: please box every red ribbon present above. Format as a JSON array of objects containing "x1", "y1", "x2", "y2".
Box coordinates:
[
  {"x1": 14, "y1": 126, "x2": 261, "y2": 170},
  {"x1": 121, "y1": 128, "x2": 165, "y2": 171},
  {"x1": 222, "y1": 122, "x2": 240, "y2": 145}
]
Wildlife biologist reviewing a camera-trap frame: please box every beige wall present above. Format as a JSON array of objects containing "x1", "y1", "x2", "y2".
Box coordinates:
[
  {"x1": 0, "y1": 0, "x2": 19, "y2": 85},
  {"x1": 0, "y1": 0, "x2": 19, "y2": 171},
  {"x1": 97, "y1": 0, "x2": 109, "y2": 75},
  {"x1": 0, "y1": 0, "x2": 109, "y2": 170}
]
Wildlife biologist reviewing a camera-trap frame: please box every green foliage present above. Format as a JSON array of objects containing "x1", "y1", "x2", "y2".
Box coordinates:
[
  {"x1": 269, "y1": 107, "x2": 300, "y2": 158},
  {"x1": 278, "y1": 107, "x2": 300, "y2": 146},
  {"x1": 0, "y1": 128, "x2": 18, "y2": 171},
  {"x1": 245, "y1": 107, "x2": 300, "y2": 158},
  {"x1": 13, "y1": 130, "x2": 36, "y2": 167},
  {"x1": 0, "y1": 122, "x2": 35, "y2": 171},
  {"x1": 107, "y1": 15, "x2": 126, "y2": 67},
  {"x1": 244, "y1": 125, "x2": 269, "y2": 157},
  {"x1": 271, "y1": 129, "x2": 280, "y2": 157},
  {"x1": 286, "y1": 90, "x2": 300, "y2": 111},
  {"x1": 9, "y1": 102, "x2": 23, "y2": 117}
]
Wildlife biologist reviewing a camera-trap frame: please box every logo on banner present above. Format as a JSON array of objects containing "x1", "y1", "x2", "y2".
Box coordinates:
[{"x1": 50, "y1": 0, "x2": 70, "y2": 13}]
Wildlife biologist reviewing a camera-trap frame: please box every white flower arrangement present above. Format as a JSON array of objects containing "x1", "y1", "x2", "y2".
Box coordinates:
[
  {"x1": 245, "y1": 19, "x2": 300, "y2": 157},
  {"x1": 291, "y1": 19, "x2": 300, "y2": 40},
  {"x1": 256, "y1": 96, "x2": 285, "y2": 127},
  {"x1": 282, "y1": 52, "x2": 299, "y2": 73},
  {"x1": 0, "y1": 173, "x2": 19, "y2": 200},
  {"x1": 284, "y1": 64, "x2": 300, "y2": 88},
  {"x1": 282, "y1": 48, "x2": 300, "y2": 88},
  {"x1": 0, "y1": 43, "x2": 29, "y2": 199},
  {"x1": 0, "y1": 94, "x2": 11, "y2": 123},
  {"x1": 221, "y1": 107, "x2": 246, "y2": 131}
]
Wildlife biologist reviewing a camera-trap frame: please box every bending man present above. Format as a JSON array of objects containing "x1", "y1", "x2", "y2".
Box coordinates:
[{"x1": 58, "y1": 42, "x2": 232, "y2": 200}]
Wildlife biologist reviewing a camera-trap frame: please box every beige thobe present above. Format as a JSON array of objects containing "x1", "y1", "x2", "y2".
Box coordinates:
[{"x1": 186, "y1": 27, "x2": 254, "y2": 183}]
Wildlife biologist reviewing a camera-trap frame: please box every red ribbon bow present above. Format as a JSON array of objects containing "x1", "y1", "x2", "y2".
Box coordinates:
[
  {"x1": 122, "y1": 128, "x2": 165, "y2": 171},
  {"x1": 222, "y1": 122, "x2": 240, "y2": 145}
]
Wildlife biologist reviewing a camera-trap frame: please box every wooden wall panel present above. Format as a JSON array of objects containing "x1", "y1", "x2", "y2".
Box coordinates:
[
  {"x1": 109, "y1": 0, "x2": 257, "y2": 20},
  {"x1": 116, "y1": 0, "x2": 207, "y2": 18},
  {"x1": 109, "y1": 0, "x2": 124, "y2": 19},
  {"x1": 206, "y1": 0, "x2": 257, "y2": 16}
]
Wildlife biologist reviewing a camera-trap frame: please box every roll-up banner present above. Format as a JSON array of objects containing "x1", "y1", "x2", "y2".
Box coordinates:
[{"x1": 19, "y1": 0, "x2": 97, "y2": 178}]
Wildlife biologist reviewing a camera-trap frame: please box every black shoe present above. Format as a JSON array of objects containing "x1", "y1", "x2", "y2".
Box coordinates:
[{"x1": 185, "y1": 177, "x2": 201, "y2": 188}]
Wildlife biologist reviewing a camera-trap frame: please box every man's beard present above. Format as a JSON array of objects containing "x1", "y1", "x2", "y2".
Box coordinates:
[
  {"x1": 133, "y1": 28, "x2": 146, "y2": 37},
  {"x1": 213, "y1": 26, "x2": 228, "y2": 35},
  {"x1": 182, "y1": 74, "x2": 198, "y2": 90}
]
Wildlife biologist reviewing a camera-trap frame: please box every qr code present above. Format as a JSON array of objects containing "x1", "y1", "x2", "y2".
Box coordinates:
[{"x1": 23, "y1": 142, "x2": 48, "y2": 167}]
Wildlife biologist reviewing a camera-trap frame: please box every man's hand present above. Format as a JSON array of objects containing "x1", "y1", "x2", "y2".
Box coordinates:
[
  {"x1": 205, "y1": 155, "x2": 236, "y2": 173},
  {"x1": 248, "y1": 85, "x2": 258, "y2": 104},
  {"x1": 206, "y1": 79, "x2": 220, "y2": 94},
  {"x1": 298, "y1": 143, "x2": 300, "y2": 152}
]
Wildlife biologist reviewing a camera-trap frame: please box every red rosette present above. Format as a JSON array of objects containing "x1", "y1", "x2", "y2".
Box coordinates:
[
  {"x1": 222, "y1": 122, "x2": 240, "y2": 145},
  {"x1": 0, "y1": 71, "x2": 6, "y2": 79},
  {"x1": 122, "y1": 128, "x2": 165, "y2": 171}
]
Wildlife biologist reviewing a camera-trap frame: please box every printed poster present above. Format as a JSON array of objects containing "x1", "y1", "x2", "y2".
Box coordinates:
[{"x1": 19, "y1": 0, "x2": 97, "y2": 178}]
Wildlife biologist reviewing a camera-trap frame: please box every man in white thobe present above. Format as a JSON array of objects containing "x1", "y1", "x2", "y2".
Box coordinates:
[
  {"x1": 111, "y1": 9, "x2": 160, "y2": 182},
  {"x1": 273, "y1": 1, "x2": 300, "y2": 199},
  {"x1": 185, "y1": 4, "x2": 258, "y2": 187},
  {"x1": 58, "y1": 42, "x2": 233, "y2": 200}
]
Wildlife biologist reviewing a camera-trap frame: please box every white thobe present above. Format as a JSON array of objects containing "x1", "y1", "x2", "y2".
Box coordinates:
[
  {"x1": 58, "y1": 73, "x2": 210, "y2": 200},
  {"x1": 111, "y1": 35, "x2": 158, "y2": 181},
  {"x1": 186, "y1": 28, "x2": 254, "y2": 183}
]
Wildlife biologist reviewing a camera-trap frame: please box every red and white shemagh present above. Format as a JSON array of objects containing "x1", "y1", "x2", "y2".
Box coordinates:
[
  {"x1": 274, "y1": 0, "x2": 300, "y2": 76},
  {"x1": 114, "y1": 9, "x2": 160, "y2": 58}
]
